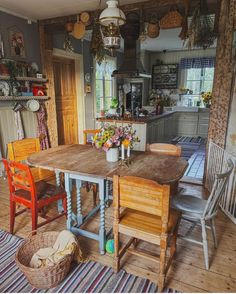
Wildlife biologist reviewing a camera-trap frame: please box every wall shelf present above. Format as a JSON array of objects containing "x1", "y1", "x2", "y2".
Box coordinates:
[
  {"x1": 0, "y1": 75, "x2": 48, "y2": 83},
  {"x1": 0, "y1": 96, "x2": 49, "y2": 101}
]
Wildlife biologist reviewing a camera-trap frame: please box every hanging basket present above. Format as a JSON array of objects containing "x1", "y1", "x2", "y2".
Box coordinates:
[{"x1": 160, "y1": 10, "x2": 183, "y2": 29}]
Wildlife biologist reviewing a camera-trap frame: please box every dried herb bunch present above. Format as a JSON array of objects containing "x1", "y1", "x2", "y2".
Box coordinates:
[
  {"x1": 90, "y1": 12, "x2": 105, "y2": 65},
  {"x1": 187, "y1": 0, "x2": 217, "y2": 49}
]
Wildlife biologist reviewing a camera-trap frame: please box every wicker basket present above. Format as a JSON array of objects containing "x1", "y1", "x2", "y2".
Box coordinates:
[
  {"x1": 160, "y1": 10, "x2": 183, "y2": 29},
  {"x1": 15, "y1": 231, "x2": 73, "y2": 289}
]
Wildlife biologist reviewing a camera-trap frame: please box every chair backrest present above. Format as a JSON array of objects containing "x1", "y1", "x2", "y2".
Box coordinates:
[
  {"x1": 8, "y1": 138, "x2": 41, "y2": 162},
  {"x1": 2, "y1": 159, "x2": 36, "y2": 200},
  {"x1": 204, "y1": 159, "x2": 234, "y2": 219},
  {"x1": 113, "y1": 175, "x2": 170, "y2": 232},
  {"x1": 83, "y1": 129, "x2": 100, "y2": 145},
  {"x1": 147, "y1": 143, "x2": 181, "y2": 156}
]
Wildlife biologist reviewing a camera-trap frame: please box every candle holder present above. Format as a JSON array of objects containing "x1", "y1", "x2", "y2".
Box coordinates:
[{"x1": 119, "y1": 143, "x2": 131, "y2": 167}]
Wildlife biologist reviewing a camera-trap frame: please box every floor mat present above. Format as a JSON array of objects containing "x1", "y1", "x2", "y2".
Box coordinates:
[{"x1": 0, "y1": 230, "x2": 179, "y2": 293}]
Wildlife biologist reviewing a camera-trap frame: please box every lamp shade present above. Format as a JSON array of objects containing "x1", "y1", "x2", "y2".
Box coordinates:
[{"x1": 99, "y1": 0, "x2": 126, "y2": 26}]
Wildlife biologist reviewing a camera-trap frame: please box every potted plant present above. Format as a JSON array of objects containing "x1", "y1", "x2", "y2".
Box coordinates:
[
  {"x1": 109, "y1": 97, "x2": 118, "y2": 115},
  {"x1": 201, "y1": 91, "x2": 212, "y2": 108},
  {"x1": 92, "y1": 124, "x2": 139, "y2": 162}
]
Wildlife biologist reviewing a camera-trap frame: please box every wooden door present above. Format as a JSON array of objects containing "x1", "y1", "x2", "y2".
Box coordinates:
[{"x1": 53, "y1": 56, "x2": 78, "y2": 145}]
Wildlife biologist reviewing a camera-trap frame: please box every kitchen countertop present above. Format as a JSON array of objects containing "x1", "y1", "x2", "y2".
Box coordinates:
[
  {"x1": 96, "y1": 111, "x2": 175, "y2": 124},
  {"x1": 97, "y1": 108, "x2": 209, "y2": 124}
]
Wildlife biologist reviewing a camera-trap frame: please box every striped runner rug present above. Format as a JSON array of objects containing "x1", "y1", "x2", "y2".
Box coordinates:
[{"x1": 0, "y1": 230, "x2": 178, "y2": 293}]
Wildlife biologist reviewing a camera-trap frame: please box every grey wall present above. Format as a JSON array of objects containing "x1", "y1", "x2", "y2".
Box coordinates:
[{"x1": 0, "y1": 11, "x2": 41, "y2": 68}]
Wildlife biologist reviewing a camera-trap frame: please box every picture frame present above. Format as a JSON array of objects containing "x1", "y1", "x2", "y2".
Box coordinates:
[
  {"x1": 8, "y1": 26, "x2": 26, "y2": 58},
  {"x1": 0, "y1": 32, "x2": 4, "y2": 58}
]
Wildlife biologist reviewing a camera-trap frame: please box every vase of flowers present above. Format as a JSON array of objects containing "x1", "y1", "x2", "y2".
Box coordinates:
[
  {"x1": 201, "y1": 91, "x2": 212, "y2": 108},
  {"x1": 92, "y1": 124, "x2": 139, "y2": 162}
]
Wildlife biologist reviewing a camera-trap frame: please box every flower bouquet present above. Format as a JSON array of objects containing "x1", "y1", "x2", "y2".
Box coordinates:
[
  {"x1": 92, "y1": 124, "x2": 139, "y2": 162},
  {"x1": 201, "y1": 91, "x2": 212, "y2": 107}
]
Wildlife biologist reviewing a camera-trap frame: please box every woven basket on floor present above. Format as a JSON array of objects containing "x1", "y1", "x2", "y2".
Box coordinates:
[{"x1": 15, "y1": 231, "x2": 73, "y2": 289}]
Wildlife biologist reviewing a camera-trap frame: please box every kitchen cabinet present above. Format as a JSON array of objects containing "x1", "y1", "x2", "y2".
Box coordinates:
[{"x1": 97, "y1": 109, "x2": 210, "y2": 152}]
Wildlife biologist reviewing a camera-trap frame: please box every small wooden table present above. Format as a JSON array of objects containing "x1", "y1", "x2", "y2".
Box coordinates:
[{"x1": 28, "y1": 144, "x2": 188, "y2": 254}]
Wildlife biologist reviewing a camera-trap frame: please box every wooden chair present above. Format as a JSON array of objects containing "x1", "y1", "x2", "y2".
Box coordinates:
[
  {"x1": 172, "y1": 159, "x2": 234, "y2": 270},
  {"x1": 7, "y1": 138, "x2": 55, "y2": 182},
  {"x1": 113, "y1": 175, "x2": 181, "y2": 292},
  {"x1": 2, "y1": 159, "x2": 67, "y2": 234},
  {"x1": 83, "y1": 129, "x2": 100, "y2": 145},
  {"x1": 147, "y1": 143, "x2": 181, "y2": 157},
  {"x1": 83, "y1": 129, "x2": 100, "y2": 207}
]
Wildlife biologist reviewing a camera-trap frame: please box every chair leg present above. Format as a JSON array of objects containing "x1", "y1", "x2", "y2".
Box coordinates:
[
  {"x1": 158, "y1": 239, "x2": 167, "y2": 292},
  {"x1": 62, "y1": 197, "x2": 67, "y2": 216},
  {"x1": 92, "y1": 184, "x2": 98, "y2": 207},
  {"x1": 114, "y1": 225, "x2": 120, "y2": 273},
  {"x1": 10, "y1": 200, "x2": 16, "y2": 234},
  {"x1": 201, "y1": 219, "x2": 209, "y2": 270},
  {"x1": 210, "y1": 218, "x2": 218, "y2": 248},
  {"x1": 31, "y1": 207, "x2": 38, "y2": 233}
]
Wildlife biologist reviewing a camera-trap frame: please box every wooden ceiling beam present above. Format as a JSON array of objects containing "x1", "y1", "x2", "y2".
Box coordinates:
[{"x1": 39, "y1": 0, "x2": 218, "y2": 26}]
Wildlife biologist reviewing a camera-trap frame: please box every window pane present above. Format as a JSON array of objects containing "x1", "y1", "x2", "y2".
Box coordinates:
[
  {"x1": 105, "y1": 80, "x2": 112, "y2": 97},
  {"x1": 96, "y1": 79, "x2": 103, "y2": 98},
  {"x1": 105, "y1": 97, "x2": 112, "y2": 110},
  {"x1": 202, "y1": 80, "x2": 213, "y2": 92},
  {"x1": 186, "y1": 68, "x2": 201, "y2": 80},
  {"x1": 204, "y1": 68, "x2": 214, "y2": 81},
  {"x1": 186, "y1": 80, "x2": 201, "y2": 94}
]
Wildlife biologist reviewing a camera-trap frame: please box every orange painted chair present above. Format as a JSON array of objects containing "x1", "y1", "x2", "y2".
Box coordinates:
[
  {"x1": 3, "y1": 159, "x2": 67, "y2": 234},
  {"x1": 83, "y1": 129, "x2": 100, "y2": 206},
  {"x1": 147, "y1": 143, "x2": 182, "y2": 157},
  {"x1": 7, "y1": 138, "x2": 55, "y2": 182},
  {"x1": 113, "y1": 175, "x2": 181, "y2": 292}
]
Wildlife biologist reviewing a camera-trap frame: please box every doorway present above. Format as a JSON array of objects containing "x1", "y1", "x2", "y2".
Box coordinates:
[{"x1": 53, "y1": 56, "x2": 78, "y2": 145}]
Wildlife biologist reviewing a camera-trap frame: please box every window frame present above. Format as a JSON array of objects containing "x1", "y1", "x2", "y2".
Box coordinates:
[{"x1": 94, "y1": 55, "x2": 117, "y2": 117}]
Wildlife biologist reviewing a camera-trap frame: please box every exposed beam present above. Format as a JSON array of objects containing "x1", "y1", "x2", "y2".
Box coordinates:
[{"x1": 39, "y1": 0, "x2": 218, "y2": 26}]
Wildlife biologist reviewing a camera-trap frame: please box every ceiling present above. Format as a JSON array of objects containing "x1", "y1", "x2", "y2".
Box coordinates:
[{"x1": 0, "y1": 0, "x2": 149, "y2": 20}]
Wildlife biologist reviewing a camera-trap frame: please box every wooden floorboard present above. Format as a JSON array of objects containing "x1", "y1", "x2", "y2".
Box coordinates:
[{"x1": 0, "y1": 178, "x2": 236, "y2": 292}]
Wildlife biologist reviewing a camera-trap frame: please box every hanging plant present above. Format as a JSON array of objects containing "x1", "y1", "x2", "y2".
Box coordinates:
[
  {"x1": 90, "y1": 13, "x2": 105, "y2": 65},
  {"x1": 187, "y1": 0, "x2": 217, "y2": 49}
]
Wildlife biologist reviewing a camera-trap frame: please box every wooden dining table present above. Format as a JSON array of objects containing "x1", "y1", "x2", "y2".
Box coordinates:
[{"x1": 28, "y1": 144, "x2": 188, "y2": 254}]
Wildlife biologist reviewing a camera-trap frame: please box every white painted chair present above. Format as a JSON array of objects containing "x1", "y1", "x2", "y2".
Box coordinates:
[{"x1": 172, "y1": 159, "x2": 234, "y2": 270}]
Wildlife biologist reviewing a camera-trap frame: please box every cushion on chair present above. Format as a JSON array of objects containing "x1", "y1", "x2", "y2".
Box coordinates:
[
  {"x1": 14, "y1": 181, "x2": 66, "y2": 201},
  {"x1": 172, "y1": 195, "x2": 207, "y2": 216},
  {"x1": 118, "y1": 208, "x2": 181, "y2": 243}
]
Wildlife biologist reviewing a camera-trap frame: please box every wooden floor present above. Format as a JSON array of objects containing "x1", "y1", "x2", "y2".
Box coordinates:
[{"x1": 0, "y1": 177, "x2": 236, "y2": 293}]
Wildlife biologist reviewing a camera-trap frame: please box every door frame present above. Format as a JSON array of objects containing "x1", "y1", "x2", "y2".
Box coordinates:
[{"x1": 52, "y1": 48, "x2": 85, "y2": 144}]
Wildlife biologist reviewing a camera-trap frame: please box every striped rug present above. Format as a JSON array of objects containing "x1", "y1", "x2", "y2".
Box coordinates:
[{"x1": 0, "y1": 230, "x2": 178, "y2": 293}]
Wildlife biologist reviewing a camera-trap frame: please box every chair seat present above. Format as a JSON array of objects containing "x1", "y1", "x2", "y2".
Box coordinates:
[
  {"x1": 172, "y1": 195, "x2": 207, "y2": 217},
  {"x1": 119, "y1": 208, "x2": 181, "y2": 244},
  {"x1": 31, "y1": 167, "x2": 55, "y2": 182},
  {"x1": 14, "y1": 181, "x2": 65, "y2": 202}
]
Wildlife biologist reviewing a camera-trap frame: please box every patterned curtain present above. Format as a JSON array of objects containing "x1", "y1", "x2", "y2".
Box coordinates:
[
  {"x1": 180, "y1": 57, "x2": 215, "y2": 69},
  {"x1": 36, "y1": 104, "x2": 50, "y2": 150},
  {"x1": 14, "y1": 111, "x2": 24, "y2": 140}
]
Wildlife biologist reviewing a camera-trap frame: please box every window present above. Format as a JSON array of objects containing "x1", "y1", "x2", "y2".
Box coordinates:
[
  {"x1": 180, "y1": 57, "x2": 215, "y2": 107},
  {"x1": 95, "y1": 56, "x2": 116, "y2": 116}
]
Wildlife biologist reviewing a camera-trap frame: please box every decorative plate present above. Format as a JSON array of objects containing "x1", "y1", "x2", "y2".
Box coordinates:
[{"x1": 26, "y1": 99, "x2": 40, "y2": 112}]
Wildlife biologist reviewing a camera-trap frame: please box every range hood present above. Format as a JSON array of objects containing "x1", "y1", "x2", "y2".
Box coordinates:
[{"x1": 112, "y1": 12, "x2": 151, "y2": 79}]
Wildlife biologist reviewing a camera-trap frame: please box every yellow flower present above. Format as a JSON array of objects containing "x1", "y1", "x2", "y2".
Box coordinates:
[{"x1": 123, "y1": 139, "x2": 130, "y2": 148}]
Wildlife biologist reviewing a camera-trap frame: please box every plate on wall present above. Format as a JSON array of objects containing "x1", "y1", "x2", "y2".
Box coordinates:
[{"x1": 26, "y1": 99, "x2": 40, "y2": 112}]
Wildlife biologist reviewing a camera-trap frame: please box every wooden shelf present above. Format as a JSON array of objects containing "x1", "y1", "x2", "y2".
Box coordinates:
[
  {"x1": 0, "y1": 75, "x2": 47, "y2": 83},
  {"x1": 0, "y1": 96, "x2": 49, "y2": 101}
]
